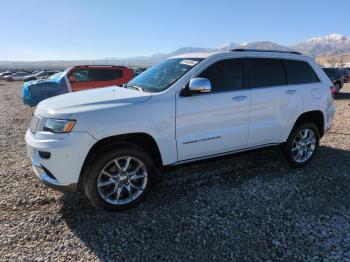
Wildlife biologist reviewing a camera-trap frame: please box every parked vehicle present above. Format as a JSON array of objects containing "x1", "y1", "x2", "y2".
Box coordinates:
[
  {"x1": 26, "y1": 50, "x2": 335, "y2": 211},
  {"x1": 0, "y1": 71, "x2": 12, "y2": 80},
  {"x1": 4, "y1": 71, "x2": 31, "y2": 81},
  {"x1": 67, "y1": 65, "x2": 133, "y2": 92},
  {"x1": 22, "y1": 65, "x2": 134, "y2": 106},
  {"x1": 340, "y1": 68, "x2": 350, "y2": 83},
  {"x1": 24, "y1": 70, "x2": 58, "y2": 82},
  {"x1": 322, "y1": 68, "x2": 344, "y2": 93},
  {"x1": 22, "y1": 72, "x2": 69, "y2": 106}
]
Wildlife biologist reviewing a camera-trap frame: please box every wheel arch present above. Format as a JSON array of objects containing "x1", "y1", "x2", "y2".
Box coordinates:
[
  {"x1": 77, "y1": 132, "x2": 163, "y2": 191},
  {"x1": 291, "y1": 110, "x2": 325, "y2": 138}
]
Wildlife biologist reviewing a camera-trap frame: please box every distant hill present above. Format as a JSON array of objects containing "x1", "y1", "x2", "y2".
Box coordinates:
[
  {"x1": 1, "y1": 33, "x2": 349, "y2": 70},
  {"x1": 292, "y1": 34, "x2": 350, "y2": 56},
  {"x1": 163, "y1": 34, "x2": 350, "y2": 58}
]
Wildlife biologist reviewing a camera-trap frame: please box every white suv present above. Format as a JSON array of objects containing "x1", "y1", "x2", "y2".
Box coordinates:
[{"x1": 26, "y1": 50, "x2": 335, "y2": 211}]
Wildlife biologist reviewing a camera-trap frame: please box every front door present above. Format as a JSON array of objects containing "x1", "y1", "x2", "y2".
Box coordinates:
[{"x1": 176, "y1": 58, "x2": 251, "y2": 161}]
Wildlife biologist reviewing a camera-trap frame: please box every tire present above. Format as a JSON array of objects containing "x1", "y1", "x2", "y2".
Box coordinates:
[
  {"x1": 7, "y1": 78, "x2": 13, "y2": 82},
  {"x1": 83, "y1": 144, "x2": 157, "y2": 212},
  {"x1": 284, "y1": 122, "x2": 320, "y2": 167}
]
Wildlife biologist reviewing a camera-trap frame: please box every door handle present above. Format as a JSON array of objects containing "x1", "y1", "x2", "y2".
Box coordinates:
[
  {"x1": 232, "y1": 96, "x2": 247, "y2": 101},
  {"x1": 286, "y1": 90, "x2": 297, "y2": 94}
]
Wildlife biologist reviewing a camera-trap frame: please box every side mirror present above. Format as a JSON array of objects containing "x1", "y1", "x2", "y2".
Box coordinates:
[
  {"x1": 68, "y1": 76, "x2": 76, "y2": 82},
  {"x1": 188, "y1": 78, "x2": 212, "y2": 94}
]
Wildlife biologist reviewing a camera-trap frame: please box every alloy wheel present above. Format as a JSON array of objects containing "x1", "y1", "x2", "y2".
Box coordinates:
[
  {"x1": 97, "y1": 156, "x2": 148, "y2": 205},
  {"x1": 291, "y1": 128, "x2": 317, "y2": 163}
]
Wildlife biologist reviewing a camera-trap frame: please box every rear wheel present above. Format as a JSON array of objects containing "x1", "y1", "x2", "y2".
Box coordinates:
[
  {"x1": 84, "y1": 145, "x2": 157, "y2": 212},
  {"x1": 7, "y1": 78, "x2": 13, "y2": 82},
  {"x1": 284, "y1": 123, "x2": 320, "y2": 167}
]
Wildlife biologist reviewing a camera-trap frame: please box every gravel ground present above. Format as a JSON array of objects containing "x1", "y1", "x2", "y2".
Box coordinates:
[{"x1": 0, "y1": 81, "x2": 350, "y2": 261}]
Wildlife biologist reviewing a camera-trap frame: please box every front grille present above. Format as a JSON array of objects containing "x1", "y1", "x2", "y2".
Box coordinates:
[{"x1": 29, "y1": 115, "x2": 39, "y2": 133}]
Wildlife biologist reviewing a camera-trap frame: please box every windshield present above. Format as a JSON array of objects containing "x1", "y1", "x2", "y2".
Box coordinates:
[
  {"x1": 128, "y1": 58, "x2": 203, "y2": 92},
  {"x1": 48, "y1": 71, "x2": 64, "y2": 80}
]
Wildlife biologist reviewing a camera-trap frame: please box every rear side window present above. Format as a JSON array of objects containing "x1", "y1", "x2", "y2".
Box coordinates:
[
  {"x1": 251, "y1": 58, "x2": 286, "y2": 88},
  {"x1": 198, "y1": 59, "x2": 243, "y2": 92},
  {"x1": 90, "y1": 69, "x2": 123, "y2": 81},
  {"x1": 284, "y1": 60, "x2": 319, "y2": 84},
  {"x1": 70, "y1": 68, "x2": 123, "y2": 82}
]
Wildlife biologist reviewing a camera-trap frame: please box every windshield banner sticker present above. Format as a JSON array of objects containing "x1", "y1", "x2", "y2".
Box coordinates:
[{"x1": 180, "y1": 60, "x2": 199, "y2": 66}]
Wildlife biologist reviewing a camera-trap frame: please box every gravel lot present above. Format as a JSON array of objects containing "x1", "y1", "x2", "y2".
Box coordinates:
[{"x1": 0, "y1": 81, "x2": 350, "y2": 261}]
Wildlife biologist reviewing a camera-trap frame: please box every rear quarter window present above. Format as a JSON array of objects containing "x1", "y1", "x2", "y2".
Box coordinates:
[{"x1": 284, "y1": 60, "x2": 319, "y2": 85}]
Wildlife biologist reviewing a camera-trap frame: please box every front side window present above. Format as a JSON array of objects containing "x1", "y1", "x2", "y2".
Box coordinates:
[
  {"x1": 251, "y1": 58, "x2": 286, "y2": 88},
  {"x1": 71, "y1": 69, "x2": 89, "y2": 82},
  {"x1": 128, "y1": 58, "x2": 203, "y2": 92},
  {"x1": 284, "y1": 60, "x2": 319, "y2": 84},
  {"x1": 198, "y1": 59, "x2": 243, "y2": 92}
]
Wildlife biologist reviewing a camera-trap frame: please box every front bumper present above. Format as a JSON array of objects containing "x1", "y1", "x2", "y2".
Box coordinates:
[
  {"x1": 26, "y1": 129, "x2": 96, "y2": 192},
  {"x1": 32, "y1": 160, "x2": 77, "y2": 192},
  {"x1": 22, "y1": 84, "x2": 37, "y2": 107}
]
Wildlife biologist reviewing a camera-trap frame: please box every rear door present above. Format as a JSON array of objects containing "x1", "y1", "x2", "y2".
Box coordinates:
[
  {"x1": 176, "y1": 58, "x2": 251, "y2": 161},
  {"x1": 247, "y1": 58, "x2": 303, "y2": 147}
]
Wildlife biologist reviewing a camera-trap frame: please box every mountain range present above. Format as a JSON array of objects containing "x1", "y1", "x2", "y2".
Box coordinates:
[
  {"x1": 164, "y1": 33, "x2": 350, "y2": 58},
  {"x1": 1, "y1": 33, "x2": 349, "y2": 69}
]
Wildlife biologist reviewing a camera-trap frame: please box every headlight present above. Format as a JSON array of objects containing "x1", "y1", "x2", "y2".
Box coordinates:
[{"x1": 43, "y1": 119, "x2": 76, "y2": 133}]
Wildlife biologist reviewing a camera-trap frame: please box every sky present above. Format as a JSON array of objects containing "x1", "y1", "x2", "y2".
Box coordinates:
[{"x1": 1, "y1": 0, "x2": 349, "y2": 61}]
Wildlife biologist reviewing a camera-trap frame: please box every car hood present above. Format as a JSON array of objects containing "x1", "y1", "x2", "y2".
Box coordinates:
[{"x1": 36, "y1": 86, "x2": 152, "y2": 118}]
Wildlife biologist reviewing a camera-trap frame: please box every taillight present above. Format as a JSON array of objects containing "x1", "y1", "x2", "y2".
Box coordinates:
[{"x1": 329, "y1": 86, "x2": 336, "y2": 96}]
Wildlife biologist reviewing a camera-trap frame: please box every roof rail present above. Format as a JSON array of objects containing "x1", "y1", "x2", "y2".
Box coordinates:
[
  {"x1": 231, "y1": 49, "x2": 302, "y2": 55},
  {"x1": 75, "y1": 65, "x2": 129, "y2": 69}
]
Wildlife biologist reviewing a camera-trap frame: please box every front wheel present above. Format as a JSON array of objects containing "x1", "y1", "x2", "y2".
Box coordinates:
[
  {"x1": 84, "y1": 145, "x2": 157, "y2": 212},
  {"x1": 284, "y1": 123, "x2": 320, "y2": 167}
]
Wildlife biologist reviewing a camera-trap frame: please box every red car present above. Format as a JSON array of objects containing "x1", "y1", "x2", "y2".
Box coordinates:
[
  {"x1": 67, "y1": 65, "x2": 134, "y2": 91},
  {"x1": 22, "y1": 65, "x2": 135, "y2": 106}
]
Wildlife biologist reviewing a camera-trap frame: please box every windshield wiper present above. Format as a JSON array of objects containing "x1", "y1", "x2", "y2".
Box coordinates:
[{"x1": 126, "y1": 83, "x2": 143, "y2": 92}]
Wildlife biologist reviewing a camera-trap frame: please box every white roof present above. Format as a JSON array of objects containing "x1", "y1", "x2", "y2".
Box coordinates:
[
  {"x1": 170, "y1": 50, "x2": 312, "y2": 62},
  {"x1": 171, "y1": 51, "x2": 224, "y2": 59}
]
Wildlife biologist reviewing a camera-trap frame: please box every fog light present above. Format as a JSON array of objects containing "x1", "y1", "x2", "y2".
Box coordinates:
[{"x1": 38, "y1": 151, "x2": 51, "y2": 159}]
